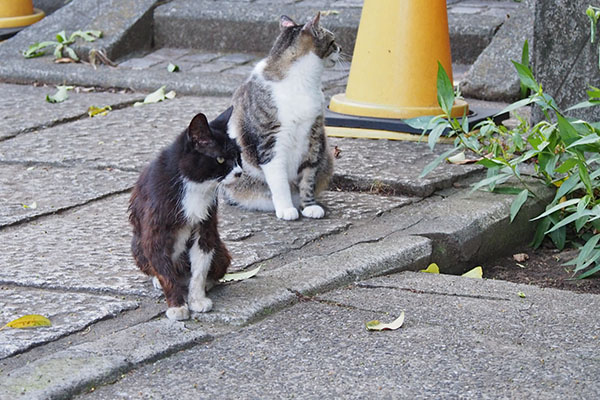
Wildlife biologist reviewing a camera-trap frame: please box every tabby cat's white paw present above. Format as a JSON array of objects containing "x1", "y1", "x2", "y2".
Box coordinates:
[
  {"x1": 166, "y1": 305, "x2": 189, "y2": 320},
  {"x1": 302, "y1": 205, "x2": 325, "y2": 219},
  {"x1": 189, "y1": 296, "x2": 213, "y2": 313},
  {"x1": 276, "y1": 207, "x2": 299, "y2": 220}
]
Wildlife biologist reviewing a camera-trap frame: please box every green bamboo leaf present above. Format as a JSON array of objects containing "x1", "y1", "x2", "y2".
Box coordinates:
[
  {"x1": 470, "y1": 173, "x2": 512, "y2": 193},
  {"x1": 519, "y1": 40, "x2": 530, "y2": 98},
  {"x1": 545, "y1": 210, "x2": 592, "y2": 234},
  {"x1": 531, "y1": 198, "x2": 580, "y2": 221},
  {"x1": 427, "y1": 122, "x2": 447, "y2": 150},
  {"x1": 419, "y1": 147, "x2": 460, "y2": 178},
  {"x1": 436, "y1": 62, "x2": 454, "y2": 116},
  {"x1": 555, "y1": 158, "x2": 578, "y2": 174},
  {"x1": 511, "y1": 61, "x2": 539, "y2": 92},
  {"x1": 572, "y1": 237, "x2": 600, "y2": 273},
  {"x1": 510, "y1": 189, "x2": 529, "y2": 223},
  {"x1": 556, "y1": 114, "x2": 580, "y2": 144},
  {"x1": 578, "y1": 161, "x2": 593, "y2": 195},
  {"x1": 495, "y1": 97, "x2": 535, "y2": 116},
  {"x1": 565, "y1": 133, "x2": 600, "y2": 149},
  {"x1": 404, "y1": 115, "x2": 440, "y2": 131},
  {"x1": 566, "y1": 100, "x2": 600, "y2": 111},
  {"x1": 477, "y1": 158, "x2": 504, "y2": 168},
  {"x1": 548, "y1": 215, "x2": 566, "y2": 250},
  {"x1": 553, "y1": 174, "x2": 580, "y2": 203},
  {"x1": 531, "y1": 216, "x2": 552, "y2": 248},
  {"x1": 575, "y1": 263, "x2": 600, "y2": 279},
  {"x1": 491, "y1": 186, "x2": 527, "y2": 195}
]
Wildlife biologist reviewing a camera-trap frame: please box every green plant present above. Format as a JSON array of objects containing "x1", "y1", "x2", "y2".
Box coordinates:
[
  {"x1": 410, "y1": 46, "x2": 600, "y2": 279},
  {"x1": 587, "y1": 5, "x2": 600, "y2": 69},
  {"x1": 23, "y1": 30, "x2": 102, "y2": 61}
]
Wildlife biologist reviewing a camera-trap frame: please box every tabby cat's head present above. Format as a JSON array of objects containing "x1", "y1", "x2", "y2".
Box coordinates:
[{"x1": 269, "y1": 12, "x2": 341, "y2": 69}]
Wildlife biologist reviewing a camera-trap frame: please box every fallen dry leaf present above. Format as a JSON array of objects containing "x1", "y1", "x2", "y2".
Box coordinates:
[
  {"x1": 333, "y1": 145, "x2": 342, "y2": 159},
  {"x1": 366, "y1": 312, "x2": 405, "y2": 331},
  {"x1": 513, "y1": 253, "x2": 529, "y2": 263},
  {"x1": 461, "y1": 266, "x2": 483, "y2": 279},
  {"x1": 54, "y1": 57, "x2": 77, "y2": 64},
  {"x1": 219, "y1": 266, "x2": 261, "y2": 283},
  {"x1": 0, "y1": 314, "x2": 51, "y2": 330},
  {"x1": 420, "y1": 263, "x2": 440, "y2": 274}
]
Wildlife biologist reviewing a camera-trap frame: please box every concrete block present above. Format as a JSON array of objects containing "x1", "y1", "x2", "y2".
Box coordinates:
[
  {"x1": 533, "y1": 0, "x2": 600, "y2": 121},
  {"x1": 0, "y1": 287, "x2": 138, "y2": 359},
  {"x1": 0, "y1": 83, "x2": 141, "y2": 141}
]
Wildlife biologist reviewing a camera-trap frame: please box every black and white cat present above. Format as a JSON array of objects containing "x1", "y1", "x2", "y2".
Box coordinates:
[
  {"x1": 129, "y1": 109, "x2": 239, "y2": 320},
  {"x1": 221, "y1": 12, "x2": 340, "y2": 220}
]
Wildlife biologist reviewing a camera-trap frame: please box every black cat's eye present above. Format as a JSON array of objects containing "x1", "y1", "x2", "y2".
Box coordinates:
[{"x1": 217, "y1": 157, "x2": 225, "y2": 164}]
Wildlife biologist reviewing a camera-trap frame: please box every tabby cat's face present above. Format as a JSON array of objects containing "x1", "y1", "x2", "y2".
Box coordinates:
[{"x1": 271, "y1": 13, "x2": 341, "y2": 68}]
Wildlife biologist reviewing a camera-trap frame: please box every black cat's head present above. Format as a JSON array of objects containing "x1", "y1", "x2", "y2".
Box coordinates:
[
  {"x1": 179, "y1": 111, "x2": 240, "y2": 182},
  {"x1": 269, "y1": 13, "x2": 341, "y2": 69}
]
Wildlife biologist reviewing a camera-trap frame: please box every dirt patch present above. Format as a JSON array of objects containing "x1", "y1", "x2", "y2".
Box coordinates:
[{"x1": 483, "y1": 244, "x2": 600, "y2": 295}]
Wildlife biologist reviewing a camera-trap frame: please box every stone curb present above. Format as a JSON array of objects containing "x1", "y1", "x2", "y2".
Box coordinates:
[{"x1": 0, "y1": 319, "x2": 212, "y2": 400}]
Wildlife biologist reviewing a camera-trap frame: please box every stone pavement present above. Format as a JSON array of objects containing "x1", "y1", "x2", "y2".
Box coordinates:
[{"x1": 1, "y1": 0, "x2": 599, "y2": 399}]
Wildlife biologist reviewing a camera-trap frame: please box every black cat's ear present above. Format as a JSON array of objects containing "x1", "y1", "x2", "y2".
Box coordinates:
[
  {"x1": 280, "y1": 15, "x2": 296, "y2": 30},
  {"x1": 302, "y1": 12, "x2": 320, "y2": 34},
  {"x1": 188, "y1": 113, "x2": 213, "y2": 146}
]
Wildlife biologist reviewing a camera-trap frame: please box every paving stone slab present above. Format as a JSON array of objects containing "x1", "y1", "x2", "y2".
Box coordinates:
[
  {"x1": 80, "y1": 284, "x2": 600, "y2": 399},
  {"x1": 194, "y1": 233, "x2": 430, "y2": 326},
  {"x1": 0, "y1": 96, "x2": 232, "y2": 170},
  {"x1": 0, "y1": 83, "x2": 142, "y2": 141},
  {"x1": 0, "y1": 286, "x2": 138, "y2": 360},
  {"x1": 0, "y1": 194, "x2": 150, "y2": 297},
  {"x1": 325, "y1": 272, "x2": 600, "y2": 359},
  {"x1": 222, "y1": 190, "x2": 414, "y2": 269},
  {"x1": 74, "y1": 319, "x2": 211, "y2": 365},
  {"x1": 0, "y1": 188, "x2": 412, "y2": 299},
  {"x1": 0, "y1": 350, "x2": 128, "y2": 400},
  {"x1": 0, "y1": 318, "x2": 211, "y2": 399},
  {"x1": 329, "y1": 137, "x2": 482, "y2": 197},
  {"x1": 0, "y1": 164, "x2": 137, "y2": 227}
]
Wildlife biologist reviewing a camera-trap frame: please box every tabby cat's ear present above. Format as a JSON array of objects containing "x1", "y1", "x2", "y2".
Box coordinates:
[
  {"x1": 188, "y1": 113, "x2": 213, "y2": 146},
  {"x1": 301, "y1": 12, "x2": 320, "y2": 34},
  {"x1": 280, "y1": 15, "x2": 296, "y2": 30}
]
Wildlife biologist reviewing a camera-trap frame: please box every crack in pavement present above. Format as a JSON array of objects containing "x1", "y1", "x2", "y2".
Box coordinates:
[{"x1": 356, "y1": 283, "x2": 511, "y2": 302}]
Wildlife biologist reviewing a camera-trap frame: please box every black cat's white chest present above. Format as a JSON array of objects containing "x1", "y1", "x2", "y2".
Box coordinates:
[{"x1": 181, "y1": 179, "x2": 219, "y2": 224}]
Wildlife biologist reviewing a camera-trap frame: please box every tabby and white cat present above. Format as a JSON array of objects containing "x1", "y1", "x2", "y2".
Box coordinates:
[
  {"x1": 221, "y1": 12, "x2": 340, "y2": 220},
  {"x1": 129, "y1": 109, "x2": 239, "y2": 320}
]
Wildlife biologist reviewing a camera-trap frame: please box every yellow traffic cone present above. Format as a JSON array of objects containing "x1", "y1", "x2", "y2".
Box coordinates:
[
  {"x1": 326, "y1": 0, "x2": 475, "y2": 140},
  {"x1": 0, "y1": 0, "x2": 45, "y2": 39}
]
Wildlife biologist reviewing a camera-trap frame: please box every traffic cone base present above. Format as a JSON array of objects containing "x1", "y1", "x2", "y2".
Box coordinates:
[
  {"x1": 0, "y1": 0, "x2": 44, "y2": 30},
  {"x1": 329, "y1": 93, "x2": 469, "y2": 120},
  {"x1": 325, "y1": 126, "x2": 455, "y2": 143}
]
